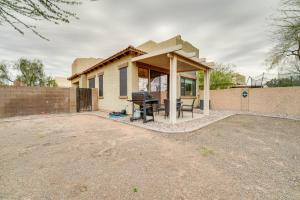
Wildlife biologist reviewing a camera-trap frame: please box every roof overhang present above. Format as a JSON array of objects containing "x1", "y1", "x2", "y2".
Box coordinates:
[
  {"x1": 131, "y1": 45, "x2": 214, "y2": 72},
  {"x1": 68, "y1": 46, "x2": 145, "y2": 80}
]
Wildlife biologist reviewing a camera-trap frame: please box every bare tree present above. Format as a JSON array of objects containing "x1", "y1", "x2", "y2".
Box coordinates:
[
  {"x1": 0, "y1": 0, "x2": 82, "y2": 39},
  {"x1": 0, "y1": 62, "x2": 13, "y2": 85},
  {"x1": 267, "y1": 0, "x2": 300, "y2": 69}
]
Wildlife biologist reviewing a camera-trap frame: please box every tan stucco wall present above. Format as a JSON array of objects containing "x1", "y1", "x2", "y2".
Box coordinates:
[
  {"x1": 200, "y1": 87, "x2": 300, "y2": 116},
  {"x1": 79, "y1": 55, "x2": 134, "y2": 114},
  {"x1": 79, "y1": 74, "x2": 87, "y2": 88},
  {"x1": 130, "y1": 62, "x2": 139, "y2": 93},
  {"x1": 71, "y1": 58, "x2": 103, "y2": 75}
]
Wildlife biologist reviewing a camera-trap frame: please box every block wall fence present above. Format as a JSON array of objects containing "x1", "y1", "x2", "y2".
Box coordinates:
[
  {"x1": 0, "y1": 86, "x2": 98, "y2": 118},
  {"x1": 199, "y1": 87, "x2": 300, "y2": 117},
  {"x1": 1, "y1": 86, "x2": 299, "y2": 118}
]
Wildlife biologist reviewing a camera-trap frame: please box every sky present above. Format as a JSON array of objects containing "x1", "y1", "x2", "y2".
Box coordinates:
[{"x1": 0, "y1": 0, "x2": 281, "y2": 79}]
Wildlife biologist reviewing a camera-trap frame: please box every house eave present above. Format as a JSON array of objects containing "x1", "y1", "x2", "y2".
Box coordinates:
[{"x1": 67, "y1": 46, "x2": 146, "y2": 81}]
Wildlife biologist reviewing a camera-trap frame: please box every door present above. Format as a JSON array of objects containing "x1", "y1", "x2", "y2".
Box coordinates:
[{"x1": 76, "y1": 88, "x2": 92, "y2": 112}]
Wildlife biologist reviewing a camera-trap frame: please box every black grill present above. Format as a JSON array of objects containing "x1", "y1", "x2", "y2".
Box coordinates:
[{"x1": 129, "y1": 92, "x2": 159, "y2": 123}]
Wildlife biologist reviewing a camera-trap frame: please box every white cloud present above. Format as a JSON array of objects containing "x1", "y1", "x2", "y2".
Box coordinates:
[{"x1": 0, "y1": 0, "x2": 281, "y2": 78}]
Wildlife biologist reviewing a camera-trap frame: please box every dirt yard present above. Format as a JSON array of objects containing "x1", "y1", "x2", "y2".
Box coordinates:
[{"x1": 0, "y1": 114, "x2": 299, "y2": 200}]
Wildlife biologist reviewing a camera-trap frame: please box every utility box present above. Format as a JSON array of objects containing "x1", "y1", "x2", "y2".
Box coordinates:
[{"x1": 199, "y1": 100, "x2": 211, "y2": 110}]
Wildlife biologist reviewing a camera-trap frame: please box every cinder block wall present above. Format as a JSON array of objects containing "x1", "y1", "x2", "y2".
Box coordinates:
[
  {"x1": 69, "y1": 87, "x2": 77, "y2": 113},
  {"x1": 0, "y1": 86, "x2": 77, "y2": 118},
  {"x1": 202, "y1": 88, "x2": 243, "y2": 111},
  {"x1": 248, "y1": 87, "x2": 300, "y2": 116},
  {"x1": 199, "y1": 87, "x2": 300, "y2": 116}
]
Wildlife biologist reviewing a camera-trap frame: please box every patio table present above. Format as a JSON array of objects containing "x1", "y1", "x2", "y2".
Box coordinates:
[{"x1": 164, "y1": 99, "x2": 182, "y2": 118}]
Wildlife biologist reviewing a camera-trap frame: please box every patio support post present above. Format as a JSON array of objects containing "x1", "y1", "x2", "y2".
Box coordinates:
[
  {"x1": 169, "y1": 54, "x2": 177, "y2": 124},
  {"x1": 204, "y1": 69, "x2": 210, "y2": 115}
]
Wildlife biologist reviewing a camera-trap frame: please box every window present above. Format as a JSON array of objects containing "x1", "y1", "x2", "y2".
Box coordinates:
[
  {"x1": 119, "y1": 67, "x2": 127, "y2": 96},
  {"x1": 181, "y1": 77, "x2": 196, "y2": 96},
  {"x1": 98, "y1": 74, "x2": 103, "y2": 97},
  {"x1": 138, "y1": 67, "x2": 149, "y2": 91},
  {"x1": 88, "y1": 77, "x2": 95, "y2": 88}
]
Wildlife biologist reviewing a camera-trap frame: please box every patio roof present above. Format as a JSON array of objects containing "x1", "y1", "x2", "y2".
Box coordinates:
[
  {"x1": 131, "y1": 45, "x2": 213, "y2": 124},
  {"x1": 131, "y1": 45, "x2": 214, "y2": 72}
]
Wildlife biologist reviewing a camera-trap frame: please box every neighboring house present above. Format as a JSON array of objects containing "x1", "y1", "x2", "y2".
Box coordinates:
[
  {"x1": 54, "y1": 77, "x2": 71, "y2": 88},
  {"x1": 68, "y1": 35, "x2": 213, "y2": 123}
]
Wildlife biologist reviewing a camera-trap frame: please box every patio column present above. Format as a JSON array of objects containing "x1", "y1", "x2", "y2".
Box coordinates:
[
  {"x1": 203, "y1": 69, "x2": 210, "y2": 115},
  {"x1": 169, "y1": 54, "x2": 177, "y2": 124}
]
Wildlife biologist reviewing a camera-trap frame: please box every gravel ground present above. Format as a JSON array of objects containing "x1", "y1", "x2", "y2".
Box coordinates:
[
  {"x1": 0, "y1": 114, "x2": 299, "y2": 200},
  {"x1": 92, "y1": 110, "x2": 235, "y2": 133}
]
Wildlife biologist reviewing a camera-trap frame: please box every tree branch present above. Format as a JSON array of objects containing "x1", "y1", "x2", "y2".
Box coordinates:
[{"x1": 0, "y1": 0, "x2": 82, "y2": 40}]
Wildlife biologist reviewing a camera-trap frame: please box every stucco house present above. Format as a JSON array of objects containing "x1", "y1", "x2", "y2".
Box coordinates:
[{"x1": 68, "y1": 35, "x2": 213, "y2": 123}]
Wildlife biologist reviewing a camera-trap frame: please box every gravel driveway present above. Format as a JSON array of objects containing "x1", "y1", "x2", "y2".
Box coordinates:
[{"x1": 0, "y1": 114, "x2": 299, "y2": 200}]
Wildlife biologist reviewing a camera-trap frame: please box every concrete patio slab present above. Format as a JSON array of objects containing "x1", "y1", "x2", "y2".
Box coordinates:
[{"x1": 90, "y1": 110, "x2": 236, "y2": 133}]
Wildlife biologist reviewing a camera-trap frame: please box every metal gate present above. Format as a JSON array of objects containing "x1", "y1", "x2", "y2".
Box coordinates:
[{"x1": 76, "y1": 88, "x2": 92, "y2": 112}]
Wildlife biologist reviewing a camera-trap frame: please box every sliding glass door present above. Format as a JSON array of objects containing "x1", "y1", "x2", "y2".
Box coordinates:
[
  {"x1": 150, "y1": 70, "x2": 168, "y2": 104},
  {"x1": 138, "y1": 67, "x2": 168, "y2": 103},
  {"x1": 138, "y1": 67, "x2": 149, "y2": 92}
]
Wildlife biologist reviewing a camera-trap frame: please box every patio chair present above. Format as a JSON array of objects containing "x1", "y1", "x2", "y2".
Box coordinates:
[
  {"x1": 181, "y1": 99, "x2": 195, "y2": 118},
  {"x1": 164, "y1": 99, "x2": 182, "y2": 119},
  {"x1": 156, "y1": 101, "x2": 165, "y2": 115}
]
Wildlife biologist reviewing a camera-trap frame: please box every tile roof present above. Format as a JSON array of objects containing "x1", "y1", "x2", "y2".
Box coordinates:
[{"x1": 68, "y1": 46, "x2": 145, "y2": 80}]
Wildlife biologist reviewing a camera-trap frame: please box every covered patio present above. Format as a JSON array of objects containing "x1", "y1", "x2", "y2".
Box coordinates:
[
  {"x1": 92, "y1": 109, "x2": 235, "y2": 133},
  {"x1": 131, "y1": 45, "x2": 214, "y2": 124}
]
